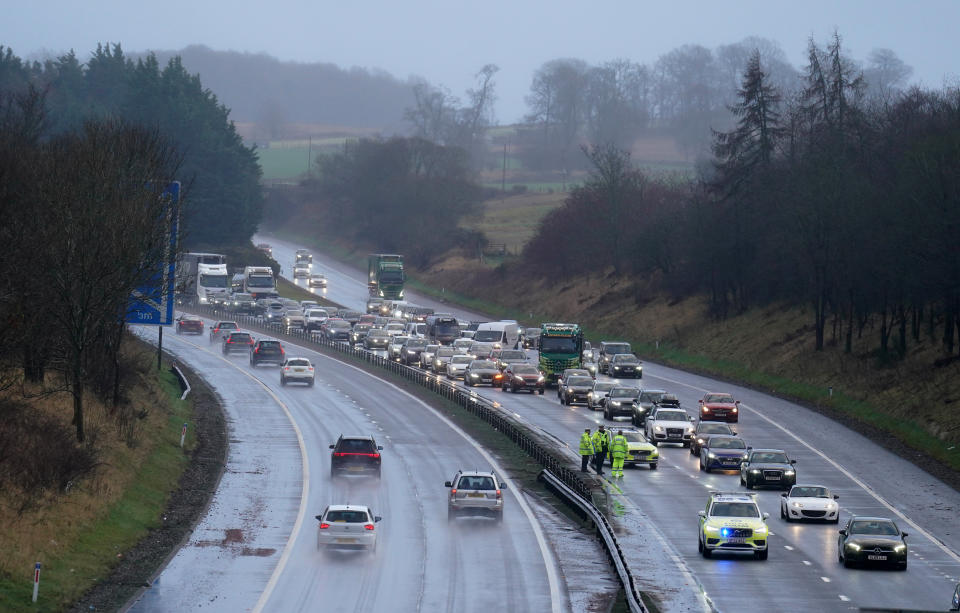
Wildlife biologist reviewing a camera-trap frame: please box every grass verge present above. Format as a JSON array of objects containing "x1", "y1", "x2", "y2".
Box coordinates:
[{"x1": 0, "y1": 354, "x2": 194, "y2": 612}]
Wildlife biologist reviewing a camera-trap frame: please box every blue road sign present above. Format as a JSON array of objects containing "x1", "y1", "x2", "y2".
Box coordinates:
[{"x1": 126, "y1": 182, "x2": 180, "y2": 325}]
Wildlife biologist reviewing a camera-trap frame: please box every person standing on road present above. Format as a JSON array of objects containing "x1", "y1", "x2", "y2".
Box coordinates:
[
  {"x1": 610, "y1": 429, "x2": 628, "y2": 478},
  {"x1": 592, "y1": 425, "x2": 611, "y2": 475},
  {"x1": 579, "y1": 428, "x2": 595, "y2": 472}
]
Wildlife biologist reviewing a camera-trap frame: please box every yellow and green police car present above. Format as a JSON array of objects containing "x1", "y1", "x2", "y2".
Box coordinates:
[
  {"x1": 698, "y1": 491, "x2": 770, "y2": 560},
  {"x1": 619, "y1": 429, "x2": 659, "y2": 469}
]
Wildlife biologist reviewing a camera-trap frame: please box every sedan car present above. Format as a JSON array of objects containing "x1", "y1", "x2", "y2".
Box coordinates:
[
  {"x1": 740, "y1": 449, "x2": 797, "y2": 490},
  {"x1": 329, "y1": 434, "x2": 382, "y2": 478},
  {"x1": 609, "y1": 353, "x2": 642, "y2": 378},
  {"x1": 446, "y1": 355, "x2": 473, "y2": 380},
  {"x1": 280, "y1": 357, "x2": 315, "y2": 386},
  {"x1": 222, "y1": 331, "x2": 254, "y2": 354},
  {"x1": 587, "y1": 381, "x2": 617, "y2": 410},
  {"x1": 604, "y1": 386, "x2": 642, "y2": 420},
  {"x1": 560, "y1": 376, "x2": 595, "y2": 406},
  {"x1": 323, "y1": 319, "x2": 352, "y2": 342},
  {"x1": 556, "y1": 368, "x2": 592, "y2": 398},
  {"x1": 363, "y1": 329, "x2": 392, "y2": 350},
  {"x1": 780, "y1": 485, "x2": 840, "y2": 522},
  {"x1": 315, "y1": 505, "x2": 381, "y2": 552},
  {"x1": 699, "y1": 435, "x2": 748, "y2": 472},
  {"x1": 699, "y1": 392, "x2": 740, "y2": 423},
  {"x1": 501, "y1": 364, "x2": 545, "y2": 394},
  {"x1": 838, "y1": 516, "x2": 908, "y2": 569},
  {"x1": 689, "y1": 421, "x2": 737, "y2": 456},
  {"x1": 175, "y1": 315, "x2": 204, "y2": 335},
  {"x1": 464, "y1": 360, "x2": 500, "y2": 386},
  {"x1": 308, "y1": 273, "x2": 327, "y2": 288},
  {"x1": 293, "y1": 264, "x2": 310, "y2": 278}
]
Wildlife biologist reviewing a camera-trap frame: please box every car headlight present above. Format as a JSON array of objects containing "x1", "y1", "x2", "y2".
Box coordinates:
[
  {"x1": 750, "y1": 469, "x2": 760, "y2": 474},
  {"x1": 654, "y1": 425, "x2": 664, "y2": 432},
  {"x1": 893, "y1": 544, "x2": 906, "y2": 553},
  {"x1": 471, "y1": 373, "x2": 479, "y2": 378},
  {"x1": 791, "y1": 502, "x2": 803, "y2": 508},
  {"x1": 707, "y1": 452, "x2": 716, "y2": 458},
  {"x1": 846, "y1": 543, "x2": 861, "y2": 551},
  {"x1": 611, "y1": 401, "x2": 621, "y2": 407},
  {"x1": 703, "y1": 524, "x2": 720, "y2": 534},
  {"x1": 784, "y1": 470, "x2": 795, "y2": 476},
  {"x1": 537, "y1": 376, "x2": 545, "y2": 382},
  {"x1": 826, "y1": 502, "x2": 837, "y2": 510},
  {"x1": 754, "y1": 524, "x2": 768, "y2": 534},
  {"x1": 566, "y1": 387, "x2": 573, "y2": 392},
  {"x1": 685, "y1": 427, "x2": 694, "y2": 433},
  {"x1": 697, "y1": 438, "x2": 705, "y2": 444}
]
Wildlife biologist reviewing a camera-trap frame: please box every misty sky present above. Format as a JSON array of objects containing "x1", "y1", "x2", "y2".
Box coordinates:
[{"x1": 4, "y1": 0, "x2": 958, "y2": 123}]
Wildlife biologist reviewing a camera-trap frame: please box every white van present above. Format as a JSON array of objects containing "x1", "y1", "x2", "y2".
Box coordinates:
[{"x1": 473, "y1": 321, "x2": 520, "y2": 350}]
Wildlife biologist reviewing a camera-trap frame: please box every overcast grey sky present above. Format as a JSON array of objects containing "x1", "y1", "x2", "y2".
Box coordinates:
[{"x1": 3, "y1": 0, "x2": 957, "y2": 122}]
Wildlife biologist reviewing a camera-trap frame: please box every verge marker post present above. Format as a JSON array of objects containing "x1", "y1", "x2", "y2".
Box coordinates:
[
  {"x1": 180, "y1": 422, "x2": 188, "y2": 448},
  {"x1": 32, "y1": 562, "x2": 40, "y2": 602}
]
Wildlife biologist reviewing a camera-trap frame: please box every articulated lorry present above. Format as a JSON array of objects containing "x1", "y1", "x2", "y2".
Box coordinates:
[
  {"x1": 176, "y1": 252, "x2": 230, "y2": 305},
  {"x1": 538, "y1": 323, "x2": 584, "y2": 386},
  {"x1": 368, "y1": 254, "x2": 405, "y2": 300}
]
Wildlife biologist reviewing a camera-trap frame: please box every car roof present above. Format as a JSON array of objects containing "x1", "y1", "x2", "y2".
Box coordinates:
[
  {"x1": 789, "y1": 484, "x2": 829, "y2": 491},
  {"x1": 338, "y1": 434, "x2": 375, "y2": 441},
  {"x1": 325, "y1": 504, "x2": 371, "y2": 513},
  {"x1": 749, "y1": 448, "x2": 787, "y2": 453},
  {"x1": 455, "y1": 470, "x2": 497, "y2": 477},
  {"x1": 709, "y1": 492, "x2": 758, "y2": 503},
  {"x1": 705, "y1": 435, "x2": 741, "y2": 444}
]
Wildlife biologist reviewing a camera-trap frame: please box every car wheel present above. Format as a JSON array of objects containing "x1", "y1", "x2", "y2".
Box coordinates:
[
  {"x1": 698, "y1": 537, "x2": 703, "y2": 553},
  {"x1": 511, "y1": 385, "x2": 518, "y2": 394},
  {"x1": 838, "y1": 549, "x2": 843, "y2": 563},
  {"x1": 702, "y1": 544, "x2": 712, "y2": 558},
  {"x1": 649, "y1": 463, "x2": 658, "y2": 470},
  {"x1": 755, "y1": 549, "x2": 768, "y2": 560},
  {"x1": 281, "y1": 377, "x2": 287, "y2": 386},
  {"x1": 780, "y1": 505, "x2": 786, "y2": 520},
  {"x1": 538, "y1": 389, "x2": 544, "y2": 395},
  {"x1": 746, "y1": 477, "x2": 754, "y2": 490},
  {"x1": 843, "y1": 557, "x2": 853, "y2": 569},
  {"x1": 898, "y1": 561, "x2": 907, "y2": 571},
  {"x1": 704, "y1": 464, "x2": 711, "y2": 474}
]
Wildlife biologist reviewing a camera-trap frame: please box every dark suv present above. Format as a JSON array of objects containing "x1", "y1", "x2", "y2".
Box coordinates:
[
  {"x1": 598, "y1": 341, "x2": 632, "y2": 374},
  {"x1": 560, "y1": 376, "x2": 594, "y2": 405},
  {"x1": 222, "y1": 331, "x2": 254, "y2": 354},
  {"x1": 330, "y1": 435, "x2": 383, "y2": 478},
  {"x1": 250, "y1": 339, "x2": 285, "y2": 366}
]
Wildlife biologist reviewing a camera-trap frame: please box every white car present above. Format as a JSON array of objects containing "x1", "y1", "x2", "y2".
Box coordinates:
[
  {"x1": 780, "y1": 484, "x2": 840, "y2": 523},
  {"x1": 280, "y1": 357, "x2": 315, "y2": 386},
  {"x1": 452, "y1": 338, "x2": 474, "y2": 354},
  {"x1": 315, "y1": 504, "x2": 381, "y2": 552},
  {"x1": 293, "y1": 264, "x2": 310, "y2": 278},
  {"x1": 384, "y1": 323, "x2": 406, "y2": 337},
  {"x1": 308, "y1": 274, "x2": 327, "y2": 288},
  {"x1": 644, "y1": 407, "x2": 694, "y2": 446},
  {"x1": 388, "y1": 336, "x2": 409, "y2": 361},
  {"x1": 446, "y1": 355, "x2": 473, "y2": 380},
  {"x1": 304, "y1": 308, "x2": 329, "y2": 331}
]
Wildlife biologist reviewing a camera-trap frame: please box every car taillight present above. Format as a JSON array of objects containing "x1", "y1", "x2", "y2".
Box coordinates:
[
  {"x1": 451, "y1": 489, "x2": 457, "y2": 495},
  {"x1": 364, "y1": 524, "x2": 375, "y2": 531},
  {"x1": 319, "y1": 523, "x2": 330, "y2": 529},
  {"x1": 280, "y1": 348, "x2": 285, "y2": 355},
  {"x1": 254, "y1": 347, "x2": 259, "y2": 353},
  {"x1": 496, "y1": 489, "x2": 502, "y2": 499},
  {"x1": 372, "y1": 453, "x2": 380, "y2": 459}
]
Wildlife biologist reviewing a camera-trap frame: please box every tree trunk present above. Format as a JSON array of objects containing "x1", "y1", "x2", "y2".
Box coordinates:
[
  {"x1": 879, "y1": 299, "x2": 890, "y2": 356},
  {"x1": 943, "y1": 298, "x2": 955, "y2": 355},
  {"x1": 845, "y1": 301, "x2": 853, "y2": 354},
  {"x1": 897, "y1": 304, "x2": 907, "y2": 358},
  {"x1": 72, "y1": 373, "x2": 85, "y2": 443}
]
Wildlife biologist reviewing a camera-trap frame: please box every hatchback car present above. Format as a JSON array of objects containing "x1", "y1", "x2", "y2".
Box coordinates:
[
  {"x1": 330, "y1": 435, "x2": 383, "y2": 478},
  {"x1": 587, "y1": 381, "x2": 617, "y2": 410},
  {"x1": 175, "y1": 315, "x2": 204, "y2": 335},
  {"x1": 604, "y1": 386, "x2": 642, "y2": 420},
  {"x1": 250, "y1": 339, "x2": 285, "y2": 366},
  {"x1": 222, "y1": 331, "x2": 254, "y2": 354},
  {"x1": 689, "y1": 421, "x2": 738, "y2": 456},
  {"x1": 560, "y1": 376, "x2": 594, "y2": 406},
  {"x1": 363, "y1": 329, "x2": 392, "y2": 350},
  {"x1": 209, "y1": 321, "x2": 239, "y2": 344},
  {"x1": 838, "y1": 516, "x2": 908, "y2": 569},
  {"x1": 496, "y1": 349, "x2": 528, "y2": 370},
  {"x1": 308, "y1": 273, "x2": 327, "y2": 288},
  {"x1": 464, "y1": 360, "x2": 500, "y2": 386},
  {"x1": 501, "y1": 364, "x2": 545, "y2": 394},
  {"x1": 280, "y1": 357, "x2": 315, "y2": 386},
  {"x1": 445, "y1": 470, "x2": 505, "y2": 522},
  {"x1": 315, "y1": 505, "x2": 381, "y2": 552},
  {"x1": 432, "y1": 346, "x2": 456, "y2": 373},
  {"x1": 446, "y1": 355, "x2": 473, "y2": 380}
]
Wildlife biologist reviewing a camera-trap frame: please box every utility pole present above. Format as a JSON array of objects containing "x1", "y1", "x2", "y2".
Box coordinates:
[{"x1": 501, "y1": 142, "x2": 507, "y2": 201}]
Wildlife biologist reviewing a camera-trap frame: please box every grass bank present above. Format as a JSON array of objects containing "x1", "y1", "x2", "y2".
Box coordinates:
[{"x1": 0, "y1": 342, "x2": 196, "y2": 612}]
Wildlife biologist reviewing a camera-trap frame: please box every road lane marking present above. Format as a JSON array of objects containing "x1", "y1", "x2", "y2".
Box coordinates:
[
  {"x1": 803, "y1": 560, "x2": 812, "y2": 565},
  {"x1": 839, "y1": 595, "x2": 850, "y2": 601},
  {"x1": 821, "y1": 576, "x2": 831, "y2": 583},
  {"x1": 162, "y1": 333, "x2": 311, "y2": 613},
  {"x1": 649, "y1": 371, "x2": 960, "y2": 565},
  {"x1": 784, "y1": 545, "x2": 794, "y2": 551}
]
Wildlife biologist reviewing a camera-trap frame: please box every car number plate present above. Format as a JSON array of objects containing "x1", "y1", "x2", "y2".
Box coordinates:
[
  {"x1": 294, "y1": 368, "x2": 305, "y2": 372},
  {"x1": 867, "y1": 554, "x2": 887, "y2": 561},
  {"x1": 668, "y1": 433, "x2": 681, "y2": 438},
  {"x1": 766, "y1": 475, "x2": 780, "y2": 480},
  {"x1": 468, "y1": 493, "x2": 485, "y2": 498},
  {"x1": 347, "y1": 466, "x2": 364, "y2": 471},
  {"x1": 336, "y1": 538, "x2": 357, "y2": 544},
  {"x1": 726, "y1": 537, "x2": 746, "y2": 544}
]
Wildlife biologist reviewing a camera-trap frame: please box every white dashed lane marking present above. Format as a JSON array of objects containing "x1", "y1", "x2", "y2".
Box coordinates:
[{"x1": 821, "y1": 576, "x2": 831, "y2": 583}]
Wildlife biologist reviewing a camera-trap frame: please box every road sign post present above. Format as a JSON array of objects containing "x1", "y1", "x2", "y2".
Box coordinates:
[
  {"x1": 32, "y1": 562, "x2": 40, "y2": 602},
  {"x1": 180, "y1": 422, "x2": 188, "y2": 448},
  {"x1": 126, "y1": 181, "x2": 180, "y2": 328}
]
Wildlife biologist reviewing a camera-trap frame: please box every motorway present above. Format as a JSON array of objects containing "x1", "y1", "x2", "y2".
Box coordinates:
[
  {"x1": 260, "y1": 232, "x2": 960, "y2": 612},
  {"x1": 126, "y1": 322, "x2": 564, "y2": 612}
]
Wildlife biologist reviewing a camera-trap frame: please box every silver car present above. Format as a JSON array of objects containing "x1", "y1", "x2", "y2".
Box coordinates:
[
  {"x1": 445, "y1": 470, "x2": 505, "y2": 522},
  {"x1": 432, "y1": 346, "x2": 455, "y2": 373},
  {"x1": 446, "y1": 355, "x2": 472, "y2": 380}
]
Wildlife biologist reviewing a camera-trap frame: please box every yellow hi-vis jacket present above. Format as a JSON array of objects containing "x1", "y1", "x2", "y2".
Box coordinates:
[
  {"x1": 610, "y1": 434, "x2": 628, "y2": 459},
  {"x1": 579, "y1": 433, "x2": 595, "y2": 456}
]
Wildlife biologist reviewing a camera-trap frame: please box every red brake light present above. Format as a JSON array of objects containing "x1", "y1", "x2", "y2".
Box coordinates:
[
  {"x1": 451, "y1": 489, "x2": 457, "y2": 495},
  {"x1": 364, "y1": 524, "x2": 375, "y2": 531},
  {"x1": 319, "y1": 523, "x2": 330, "y2": 529},
  {"x1": 496, "y1": 489, "x2": 502, "y2": 499}
]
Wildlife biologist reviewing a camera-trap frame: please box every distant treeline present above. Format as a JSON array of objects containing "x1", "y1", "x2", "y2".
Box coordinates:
[
  {"x1": 0, "y1": 43, "x2": 262, "y2": 246},
  {"x1": 523, "y1": 35, "x2": 960, "y2": 358}
]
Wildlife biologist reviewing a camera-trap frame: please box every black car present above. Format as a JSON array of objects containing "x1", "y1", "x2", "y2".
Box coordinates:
[
  {"x1": 250, "y1": 339, "x2": 284, "y2": 366},
  {"x1": 324, "y1": 320, "x2": 352, "y2": 342},
  {"x1": 349, "y1": 323, "x2": 372, "y2": 345},
  {"x1": 740, "y1": 448, "x2": 797, "y2": 490},
  {"x1": 222, "y1": 331, "x2": 254, "y2": 354},
  {"x1": 400, "y1": 338, "x2": 428, "y2": 366},
  {"x1": 229, "y1": 292, "x2": 260, "y2": 314},
  {"x1": 560, "y1": 376, "x2": 594, "y2": 405},
  {"x1": 689, "y1": 421, "x2": 737, "y2": 455},
  {"x1": 699, "y1": 435, "x2": 748, "y2": 472},
  {"x1": 631, "y1": 389, "x2": 667, "y2": 426},
  {"x1": 838, "y1": 516, "x2": 908, "y2": 570},
  {"x1": 609, "y1": 354, "x2": 642, "y2": 378},
  {"x1": 464, "y1": 360, "x2": 501, "y2": 386},
  {"x1": 330, "y1": 435, "x2": 383, "y2": 478},
  {"x1": 604, "y1": 386, "x2": 641, "y2": 420}
]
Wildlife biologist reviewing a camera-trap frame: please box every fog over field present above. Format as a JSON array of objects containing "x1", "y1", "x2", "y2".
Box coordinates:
[{"x1": 3, "y1": 0, "x2": 958, "y2": 123}]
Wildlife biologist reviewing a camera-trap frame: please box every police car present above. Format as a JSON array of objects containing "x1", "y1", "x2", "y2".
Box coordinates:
[
  {"x1": 698, "y1": 491, "x2": 770, "y2": 560},
  {"x1": 606, "y1": 429, "x2": 660, "y2": 470}
]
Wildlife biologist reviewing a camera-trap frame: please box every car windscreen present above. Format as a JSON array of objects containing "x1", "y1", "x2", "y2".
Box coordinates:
[
  {"x1": 540, "y1": 337, "x2": 577, "y2": 353},
  {"x1": 850, "y1": 520, "x2": 898, "y2": 535},
  {"x1": 330, "y1": 321, "x2": 351, "y2": 329},
  {"x1": 750, "y1": 452, "x2": 788, "y2": 463},
  {"x1": 228, "y1": 333, "x2": 251, "y2": 341},
  {"x1": 593, "y1": 382, "x2": 616, "y2": 392},
  {"x1": 612, "y1": 354, "x2": 638, "y2": 363},
  {"x1": 699, "y1": 424, "x2": 732, "y2": 434},
  {"x1": 436, "y1": 348, "x2": 455, "y2": 357},
  {"x1": 405, "y1": 339, "x2": 427, "y2": 348},
  {"x1": 451, "y1": 356, "x2": 472, "y2": 364},
  {"x1": 354, "y1": 324, "x2": 372, "y2": 332},
  {"x1": 609, "y1": 388, "x2": 639, "y2": 398},
  {"x1": 470, "y1": 361, "x2": 497, "y2": 369},
  {"x1": 640, "y1": 392, "x2": 665, "y2": 403},
  {"x1": 457, "y1": 476, "x2": 495, "y2": 490},
  {"x1": 567, "y1": 377, "x2": 593, "y2": 386},
  {"x1": 500, "y1": 351, "x2": 525, "y2": 359},
  {"x1": 287, "y1": 359, "x2": 311, "y2": 367},
  {"x1": 791, "y1": 486, "x2": 829, "y2": 498},
  {"x1": 259, "y1": 341, "x2": 281, "y2": 348},
  {"x1": 338, "y1": 439, "x2": 376, "y2": 453},
  {"x1": 624, "y1": 432, "x2": 649, "y2": 443},
  {"x1": 368, "y1": 332, "x2": 390, "y2": 339},
  {"x1": 710, "y1": 502, "x2": 760, "y2": 517},
  {"x1": 512, "y1": 365, "x2": 539, "y2": 375},
  {"x1": 655, "y1": 411, "x2": 686, "y2": 421},
  {"x1": 603, "y1": 343, "x2": 631, "y2": 355},
  {"x1": 386, "y1": 324, "x2": 404, "y2": 331},
  {"x1": 219, "y1": 322, "x2": 238, "y2": 329},
  {"x1": 709, "y1": 438, "x2": 746, "y2": 449},
  {"x1": 325, "y1": 510, "x2": 370, "y2": 523},
  {"x1": 705, "y1": 394, "x2": 734, "y2": 403},
  {"x1": 473, "y1": 330, "x2": 503, "y2": 342}
]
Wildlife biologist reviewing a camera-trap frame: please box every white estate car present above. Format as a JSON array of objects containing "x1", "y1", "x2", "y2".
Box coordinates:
[
  {"x1": 315, "y1": 504, "x2": 382, "y2": 552},
  {"x1": 645, "y1": 407, "x2": 694, "y2": 446},
  {"x1": 780, "y1": 484, "x2": 841, "y2": 523},
  {"x1": 280, "y1": 357, "x2": 315, "y2": 386}
]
